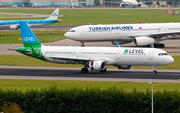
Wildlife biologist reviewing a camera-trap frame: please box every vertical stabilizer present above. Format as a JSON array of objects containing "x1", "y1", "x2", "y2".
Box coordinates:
[
  {"x1": 33, "y1": 0, "x2": 35, "y2": 4},
  {"x1": 46, "y1": 9, "x2": 59, "y2": 20},
  {"x1": 19, "y1": 21, "x2": 41, "y2": 47},
  {"x1": 70, "y1": 0, "x2": 72, "y2": 4}
]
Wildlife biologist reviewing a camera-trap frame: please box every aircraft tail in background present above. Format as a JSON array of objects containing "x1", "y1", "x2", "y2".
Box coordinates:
[{"x1": 46, "y1": 9, "x2": 59, "y2": 20}]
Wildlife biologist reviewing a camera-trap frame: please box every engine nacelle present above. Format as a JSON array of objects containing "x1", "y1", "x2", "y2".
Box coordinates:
[
  {"x1": 117, "y1": 65, "x2": 132, "y2": 70},
  {"x1": 10, "y1": 25, "x2": 19, "y2": 29},
  {"x1": 89, "y1": 61, "x2": 106, "y2": 71},
  {"x1": 134, "y1": 37, "x2": 154, "y2": 46}
]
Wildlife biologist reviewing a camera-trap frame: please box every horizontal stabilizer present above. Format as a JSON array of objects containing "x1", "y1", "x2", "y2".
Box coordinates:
[{"x1": 16, "y1": 49, "x2": 31, "y2": 52}]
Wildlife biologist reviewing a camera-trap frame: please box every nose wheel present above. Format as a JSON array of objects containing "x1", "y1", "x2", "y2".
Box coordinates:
[
  {"x1": 152, "y1": 66, "x2": 157, "y2": 74},
  {"x1": 81, "y1": 41, "x2": 85, "y2": 47}
]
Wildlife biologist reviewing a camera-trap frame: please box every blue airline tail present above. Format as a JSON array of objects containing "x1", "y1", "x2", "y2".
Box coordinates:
[{"x1": 19, "y1": 21, "x2": 41, "y2": 47}]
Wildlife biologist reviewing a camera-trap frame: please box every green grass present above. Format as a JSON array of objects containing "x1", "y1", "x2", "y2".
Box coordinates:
[
  {"x1": 168, "y1": 51, "x2": 180, "y2": 53},
  {"x1": 0, "y1": 31, "x2": 66, "y2": 44},
  {"x1": 0, "y1": 55, "x2": 179, "y2": 69},
  {"x1": 0, "y1": 79, "x2": 180, "y2": 92},
  {"x1": 0, "y1": 8, "x2": 180, "y2": 25},
  {"x1": 0, "y1": 14, "x2": 25, "y2": 17}
]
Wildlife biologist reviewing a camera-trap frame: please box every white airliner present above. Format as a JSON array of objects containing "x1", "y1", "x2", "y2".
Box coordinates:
[
  {"x1": 32, "y1": 0, "x2": 42, "y2": 7},
  {"x1": 16, "y1": 22, "x2": 174, "y2": 74},
  {"x1": 69, "y1": 0, "x2": 81, "y2": 8},
  {"x1": 106, "y1": 0, "x2": 147, "y2": 8},
  {"x1": 64, "y1": 23, "x2": 180, "y2": 48},
  {"x1": 120, "y1": 0, "x2": 148, "y2": 8}
]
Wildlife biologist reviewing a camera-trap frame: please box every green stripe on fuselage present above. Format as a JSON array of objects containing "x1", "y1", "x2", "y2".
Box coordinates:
[{"x1": 17, "y1": 45, "x2": 47, "y2": 61}]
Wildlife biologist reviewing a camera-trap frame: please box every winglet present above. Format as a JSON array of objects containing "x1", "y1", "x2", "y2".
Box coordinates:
[
  {"x1": 19, "y1": 21, "x2": 41, "y2": 47},
  {"x1": 116, "y1": 42, "x2": 120, "y2": 47},
  {"x1": 46, "y1": 9, "x2": 59, "y2": 20}
]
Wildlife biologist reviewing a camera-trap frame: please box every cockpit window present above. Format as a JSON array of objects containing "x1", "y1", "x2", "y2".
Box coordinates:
[
  {"x1": 158, "y1": 53, "x2": 168, "y2": 56},
  {"x1": 68, "y1": 30, "x2": 75, "y2": 32}
]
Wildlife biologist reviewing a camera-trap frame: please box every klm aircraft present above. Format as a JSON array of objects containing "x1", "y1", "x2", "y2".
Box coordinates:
[
  {"x1": 70, "y1": 0, "x2": 81, "y2": 8},
  {"x1": 0, "y1": 9, "x2": 60, "y2": 30},
  {"x1": 32, "y1": 0, "x2": 42, "y2": 7},
  {"x1": 16, "y1": 21, "x2": 174, "y2": 74}
]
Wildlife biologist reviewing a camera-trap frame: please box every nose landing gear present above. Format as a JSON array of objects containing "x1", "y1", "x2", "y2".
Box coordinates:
[
  {"x1": 152, "y1": 66, "x2": 157, "y2": 74},
  {"x1": 80, "y1": 41, "x2": 85, "y2": 47}
]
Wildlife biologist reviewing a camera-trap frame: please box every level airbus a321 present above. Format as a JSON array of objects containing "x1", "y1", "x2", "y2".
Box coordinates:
[
  {"x1": 16, "y1": 22, "x2": 174, "y2": 74},
  {"x1": 64, "y1": 22, "x2": 180, "y2": 48}
]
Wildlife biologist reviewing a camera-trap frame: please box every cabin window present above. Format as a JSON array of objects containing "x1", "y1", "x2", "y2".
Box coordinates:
[
  {"x1": 68, "y1": 30, "x2": 76, "y2": 32},
  {"x1": 158, "y1": 53, "x2": 169, "y2": 56}
]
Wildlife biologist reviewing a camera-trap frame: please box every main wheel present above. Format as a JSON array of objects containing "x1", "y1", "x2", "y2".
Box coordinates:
[
  {"x1": 100, "y1": 68, "x2": 107, "y2": 72},
  {"x1": 81, "y1": 68, "x2": 88, "y2": 73},
  {"x1": 152, "y1": 71, "x2": 157, "y2": 74},
  {"x1": 159, "y1": 44, "x2": 165, "y2": 48},
  {"x1": 154, "y1": 44, "x2": 165, "y2": 48},
  {"x1": 154, "y1": 44, "x2": 159, "y2": 48}
]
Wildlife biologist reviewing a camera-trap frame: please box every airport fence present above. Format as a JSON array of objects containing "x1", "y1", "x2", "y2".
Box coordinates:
[{"x1": 0, "y1": 86, "x2": 179, "y2": 113}]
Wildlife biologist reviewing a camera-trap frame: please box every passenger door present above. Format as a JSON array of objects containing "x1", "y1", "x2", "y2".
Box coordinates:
[
  {"x1": 116, "y1": 50, "x2": 121, "y2": 59},
  {"x1": 148, "y1": 50, "x2": 153, "y2": 60}
]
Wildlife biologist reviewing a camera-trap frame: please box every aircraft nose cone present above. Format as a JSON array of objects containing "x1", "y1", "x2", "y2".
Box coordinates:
[
  {"x1": 169, "y1": 56, "x2": 174, "y2": 64},
  {"x1": 64, "y1": 32, "x2": 69, "y2": 38},
  {"x1": 64, "y1": 32, "x2": 76, "y2": 40}
]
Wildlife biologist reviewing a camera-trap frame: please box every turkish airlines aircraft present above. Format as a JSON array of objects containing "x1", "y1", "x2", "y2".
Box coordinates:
[
  {"x1": 64, "y1": 23, "x2": 180, "y2": 48},
  {"x1": 17, "y1": 22, "x2": 174, "y2": 74}
]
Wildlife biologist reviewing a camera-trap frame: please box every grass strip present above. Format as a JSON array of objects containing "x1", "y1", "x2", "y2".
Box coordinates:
[
  {"x1": 167, "y1": 51, "x2": 180, "y2": 53},
  {"x1": 0, "y1": 79, "x2": 179, "y2": 92},
  {"x1": 0, "y1": 31, "x2": 66, "y2": 44},
  {"x1": 0, "y1": 8, "x2": 180, "y2": 25},
  {"x1": 0, "y1": 56, "x2": 179, "y2": 69},
  {"x1": 0, "y1": 14, "x2": 26, "y2": 17}
]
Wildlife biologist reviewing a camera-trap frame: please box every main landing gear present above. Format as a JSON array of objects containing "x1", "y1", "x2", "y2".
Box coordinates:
[
  {"x1": 100, "y1": 68, "x2": 107, "y2": 72},
  {"x1": 152, "y1": 66, "x2": 157, "y2": 74},
  {"x1": 154, "y1": 43, "x2": 165, "y2": 48},
  {"x1": 81, "y1": 68, "x2": 107, "y2": 73},
  {"x1": 81, "y1": 68, "x2": 88, "y2": 73}
]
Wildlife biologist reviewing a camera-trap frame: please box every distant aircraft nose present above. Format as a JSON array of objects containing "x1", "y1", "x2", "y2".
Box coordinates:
[{"x1": 64, "y1": 31, "x2": 78, "y2": 41}]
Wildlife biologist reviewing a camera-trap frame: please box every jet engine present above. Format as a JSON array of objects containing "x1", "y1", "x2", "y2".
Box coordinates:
[
  {"x1": 138, "y1": 4, "x2": 141, "y2": 7},
  {"x1": 89, "y1": 61, "x2": 106, "y2": 71},
  {"x1": 10, "y1": 25, "x2": 19, "y2": 29},
  {"x1": 117, "y1": 65, "x2": 132, "y2": 70},
  {"x1": 134, "y1": 37, "x2": 154, "y2": 46}
]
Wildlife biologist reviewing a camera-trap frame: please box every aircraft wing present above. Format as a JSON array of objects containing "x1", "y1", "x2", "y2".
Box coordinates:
[
  {"x1": 48, "y1": 56, "x2": 107, "y2": 64},
  {"x1": 49, "y1": 56, "x2": 90, "y2": 61},
  {"x1": 132, "y1": 31, "x2": 180, "y2": 38}
]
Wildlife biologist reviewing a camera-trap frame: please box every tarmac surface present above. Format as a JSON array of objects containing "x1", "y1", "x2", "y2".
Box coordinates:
[{"x1": 0, "y1": 66, "x2": 180, "y2": 83}]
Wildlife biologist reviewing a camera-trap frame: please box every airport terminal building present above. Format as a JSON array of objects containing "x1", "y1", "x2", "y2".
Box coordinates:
[{"x1": 0, "y1": 0, "x2": 94, "y2": 7}]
